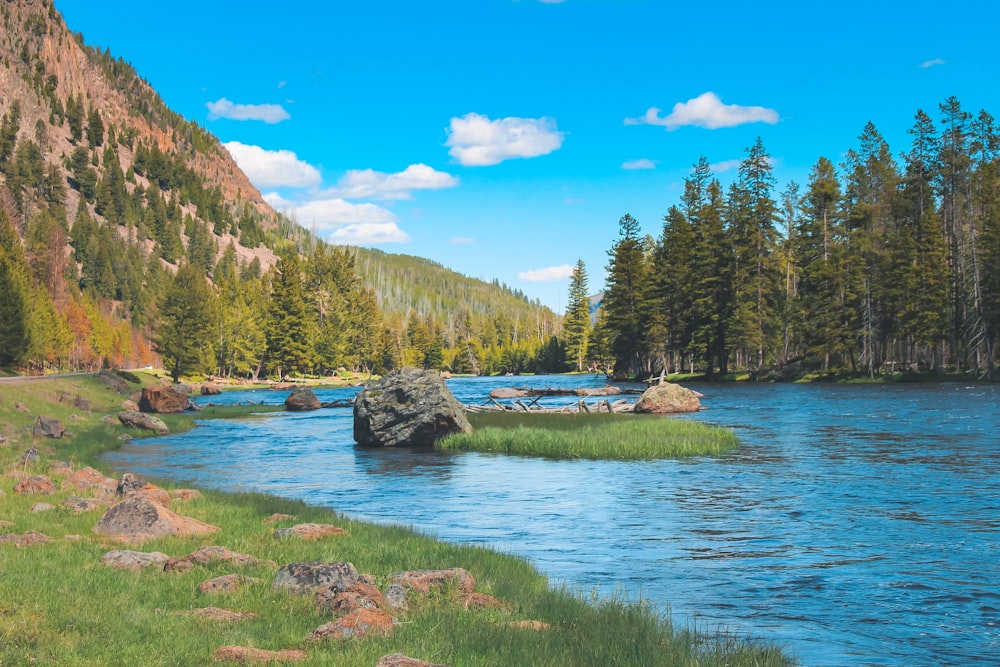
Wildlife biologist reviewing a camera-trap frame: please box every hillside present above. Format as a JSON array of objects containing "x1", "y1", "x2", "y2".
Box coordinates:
[{"x1": 0, "y1": 0, "x2": 562, "y2": 377}]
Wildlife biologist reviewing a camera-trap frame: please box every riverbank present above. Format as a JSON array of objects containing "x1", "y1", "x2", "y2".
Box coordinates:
[{"x1": 0, "y1": 373, "x2": 792, "y2": 666}]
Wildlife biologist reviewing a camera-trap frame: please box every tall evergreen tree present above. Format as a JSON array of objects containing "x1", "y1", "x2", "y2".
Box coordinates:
[
  {"x1": 602, "y1": 214, "x2": 648, "y2": 377},
  {"x1": 266, "y1": 252, "x2": 314, "y2": 377},
  {"x1": 0, "y1": 211, "x2": 29, "y2": 366},
  {"x1": 157, "y1": 262, "x2": 217, "y2": 382},
  {"x1": 563, "y1": 259, "x2": 591, "y2": 371}
]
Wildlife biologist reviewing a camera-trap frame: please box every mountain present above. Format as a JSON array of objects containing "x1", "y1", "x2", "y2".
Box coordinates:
[{"x1": 0, "y1": 0, "x2": 561, "y2": 376}]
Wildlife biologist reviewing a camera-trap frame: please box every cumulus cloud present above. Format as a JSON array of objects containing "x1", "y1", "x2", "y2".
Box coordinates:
[
  {"x1": 625, "y1": 92, "x2": 779, "y2": 131},
  {"x1": 622, "y1": 158, "x2": 656, "y2": 170},
  {"x1": 329, "y1": 222, "x2": 411, "y2": 245},
  {"x1": 450, "y1": 236, "x2": 476, "y2": 245},
  {"x1": 518, "y1": 264, "x2": 574, "y2": 282},
  {"x1": 224, "y1": 141, "x2": 321, "y2": 189},
  {"x1": 446, "y1": 112, "x2": 565, "y2": 166},
  {"x1": 207, "y1": 98, "x2": 290, "y2": 124},
  {"x1": 919, "y1": 58, "x2": 946, "y2": 69},
  {"x1": 325, "y1": 163, "x2": 459, "y2": 200}
]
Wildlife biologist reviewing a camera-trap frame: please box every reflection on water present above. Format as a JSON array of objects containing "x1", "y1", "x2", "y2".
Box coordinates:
[{"x1": 105, "y1": 377, "x2": 1000, "y2": 666}]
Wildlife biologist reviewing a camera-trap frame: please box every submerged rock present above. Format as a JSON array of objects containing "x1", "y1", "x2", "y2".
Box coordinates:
[
  {"x1": 353, "y1": 367, "x2": 471, "y2": 447},
  {"x1": 284, "y1": 386, "x2": 320, "y2": 411}
]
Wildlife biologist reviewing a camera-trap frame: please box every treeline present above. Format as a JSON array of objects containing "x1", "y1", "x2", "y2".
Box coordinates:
[{"x1": 592, "y1": 97, "x2": 1000, "y2": 381}]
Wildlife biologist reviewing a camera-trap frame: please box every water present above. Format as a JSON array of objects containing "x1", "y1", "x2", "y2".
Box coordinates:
[{"x1": 104, "y1": 377, "x2": 1000, "y2": 666}]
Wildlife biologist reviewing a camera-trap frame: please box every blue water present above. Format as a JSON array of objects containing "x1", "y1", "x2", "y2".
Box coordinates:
[{"x1": 104, "y1": 377, "x2": 1000, "y2": 666}]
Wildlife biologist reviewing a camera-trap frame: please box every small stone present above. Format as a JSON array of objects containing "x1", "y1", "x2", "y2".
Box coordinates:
[
  {"x1": 29, "y1": 502, "x2": 55, "y2": 513},
  {"x1": 262, "y1": 513, "x2": 296, "y2": 524},
  {"x1": 212, "y1": 646, "x2": 307, "y2": 663},
  {"x1": 99, "y1": 550, "x2": 170, "y2": 571},
  {"x1": 13, "y1": 475, "x2": 55, "y2": 495},
  {"x1": 20, "y1": 447, "x2": 40, "y2": 465},
  {"x1": 306, "y1": 608, "x2": 394, "y2": 641},
  {"x1": 64, "y1": 497, "x2": 109, "y2": 513},
  {"x1": 376, "y1": 654, "x2": 451, "y2": 667},
  {"x1": 164, "y1": 545, "x2": 276, "y2": 573},
  {"x1": 382, "y1": 582, "x2": 409, "y2": 611},
  {"x1": 32, "y1": 416, "x2": 66, "y2": 439},
  {"x1": 198, "y1": 574, "x2": 258, "y2": 595},
  {"x1": 186, "y1": 607, "x2": 259, "y2": 622},
  {"x1": 273, "y1": 523, "x2": 349, "y2": 540}
]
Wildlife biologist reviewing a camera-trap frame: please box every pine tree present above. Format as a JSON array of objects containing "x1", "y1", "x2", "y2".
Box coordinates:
[
  {"x1": 157, "y1": 262, "x2": 218, "y2": 382},
  {"x1": 602, "y1": 214, "x2": 648, "y2": 378},
  {"x1": 563, "y1": 259, "x2": 591, "y2": 371},
  {"x1": 266, "y1": 252, "x2": 314, "y2": 377}
]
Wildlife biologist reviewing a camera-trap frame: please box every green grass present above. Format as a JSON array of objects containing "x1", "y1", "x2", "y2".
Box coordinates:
[
  {"x1": 0, "y1": 374, "x2": 790, "y2": 666},
  {"x1": 438, "y1": 412, "x2": 740, "y2": 460}
]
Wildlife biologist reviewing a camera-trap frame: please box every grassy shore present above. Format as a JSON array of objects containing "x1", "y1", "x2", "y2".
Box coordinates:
[
  {"x1": 438, "y1": 412, "x2": 740, "y2": 461},
  {"x1": 0, "y1": 373, "x2": 791, "y2": 666}
]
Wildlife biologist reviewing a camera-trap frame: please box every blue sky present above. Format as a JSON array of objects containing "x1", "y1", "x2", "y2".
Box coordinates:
[{"x1": 57, "y1": 0, "x2": 1000, "y2": 311}]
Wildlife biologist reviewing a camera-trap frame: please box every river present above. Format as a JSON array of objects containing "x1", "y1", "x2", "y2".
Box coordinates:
[{"x1": 104, "y1": 376, "x2": 1000, "y2": 666}]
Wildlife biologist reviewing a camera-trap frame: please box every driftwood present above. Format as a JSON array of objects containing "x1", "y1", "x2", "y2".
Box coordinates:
[
  {"x1": 466, "y1": 399, "x2": 635, "y2": 414},
  {"x1": 490, "y1": 386, "x2": 641, "y2": 399}
]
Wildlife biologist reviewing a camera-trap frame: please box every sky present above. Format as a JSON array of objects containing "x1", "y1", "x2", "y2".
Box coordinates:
[{"x1": 56, "y1": 0, "x2": 1000, "y2": 312}]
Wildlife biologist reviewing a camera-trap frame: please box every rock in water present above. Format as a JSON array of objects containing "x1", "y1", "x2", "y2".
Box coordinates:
[
  {"x1": 633, "y1": 382, "x2": 702, "y2": 414},
  {"x1": 284, "y1": 386, "x2": 320, "y2": 411},
  {"x1": 353, "y1": 367, "x2": 471, "y2": 447},
  {"x1": 138, "y1": 385, "x2": 190, "y2": 413}
]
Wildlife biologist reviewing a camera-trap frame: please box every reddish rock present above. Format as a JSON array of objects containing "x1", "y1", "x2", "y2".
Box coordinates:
[
  {"x1": 62, "y1": 467, "x2": 118, "y2": 497},
  {"x1": 0, "y1": 531, "x2": 51, "y2": 547},
  {"x1": 187, "y1": 607, "x2": 259, "y2": 622},
  {"x1": 273, "y1": 523, "x2": 349, "y2": 540},
  {"x1": 121, "y1": 399, "x2": 140, "y2": 412},
  {"x1": 461, "y1": 592, "x2": 509, "y2": 611},
  {"x1": 200, "y1": 382, "x2": 222, "y2": 396},
  {"x1": 169, "y1": 489, "x2": 203, "y2": 501},
  {"x1": 273, "y1": 561, "x2": 362, "y2": 596},
  {"x1": 93, "y1": 497, "x2": 220, "y2": 544},
  {"x1": 165, "y1": 545, "x2": 276, "y2": 573},
  {"x1": 135, "y1": 483, "x2": 172, "y2": 507},
  {"x1": 99, "y1": 549, "x2": 170, "y2": 571},
  {"x1": 211, "y1": 646, "x2": 306, "y2": 662},
  {"x1": 390, "y1": 568, "x2": 476, "y2": 595},
  {"x1": 316, "y1": 582, "x2": 386, "y2": 616},
  {"x1": 376, "y1": 654, "x2": 451, "y2": 667},
  {"x1": 306, "y1": 608, "x2": 394, "y2": 641},
  {"x1": 13, "y1": 475, "x2": 54, "y2": 495},
  {"x1": 138, "y1": 385, "x2": 190, "y2": 414},
  {"x1": 633, "y1": 382, "x2": 702, "y2": 414},
  {"x1": 284, "y1": 386, "x2": 320, "y2": 412},
  {"x1": 198, "y1": 574, "x2": 258, "y2": 595},
  {"x1": 64, "y1": 497, "x2": 110, "y2": 513},
  {"x1": 262, "y1": 513, "x2": 296, "y2": 524}
]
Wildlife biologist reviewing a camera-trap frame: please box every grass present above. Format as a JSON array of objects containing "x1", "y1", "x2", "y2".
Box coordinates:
[
  {"x1": 0, "y1": 373, "x2": 791, "y2": 666},
  {"x1": 437, "y1": 412, "x2": 740, "y2": 461}
]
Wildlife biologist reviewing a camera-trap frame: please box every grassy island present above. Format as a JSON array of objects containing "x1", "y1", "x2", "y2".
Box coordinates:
[
  {"x1": 438, "y1": 412, "x2": 740, "y2": 461},
  {"x1": 0, "y1": 373, "x2": 789, "y2": 666}
]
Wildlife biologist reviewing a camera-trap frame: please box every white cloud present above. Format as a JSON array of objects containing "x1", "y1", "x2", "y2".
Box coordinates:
[
  {"x1": 709, "y1": 159, "x2": 742, "y2": 173},
  {"x1": 622, "y1": 158, "x2": 656, "y2": 170},
  {"x1": 265, "y1": 193, "x2": 401, "y2": 240},
  {"x1": 224, "y1": 141, "x2": 321, "y2": 189},
  {"x1": 325, "y1": 163, "x2": 459, "y2": 200},
  {"x1": 446, "y1": 112, "x2": 565, "y2": 166},
  {"x1": 518, "y1": 264, "x2": 574, "y2": 282},
  {"x1": 450, "y1": 236, "x2": 476, "y2": 245},
  {"x1": 206, "y1": 98, "x2": 290, "y2": 124},
  {"x1": 919, "y1": 58, "x2": 946, "y2": 69},
  {"x1": 625, "y1": 92, "x2": 779, "y2": 131},
  {"x1": 329, "y1": 222, "x2": 411, "y2": 245}
]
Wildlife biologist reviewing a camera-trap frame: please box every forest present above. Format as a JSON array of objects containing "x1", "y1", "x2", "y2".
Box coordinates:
[{"x1": 590, "y1": 97, "x2": 1000, "y2": 381}]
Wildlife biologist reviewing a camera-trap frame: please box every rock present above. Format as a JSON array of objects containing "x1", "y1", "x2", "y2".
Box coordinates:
[
  {"x1": 262, "y1": 513, "x2": 296, "y2": 524},
  {"x1": 118, "y1": 433, "x2": 133, "y2": 441},
  {"x1": 382, "y1": 582, "x2": 409, "y2": 611},
  {"x1": 316, "y1": 582, "x2": 386, "y2": 616},
  {"x1": 73, "y1": 395, "x2": 91, "y2": 411},
  {"x1": 138, "y1": 385, "x2": 191, "y2": 414},
  {"x1": 169, "y1": 489, "x2": 202, "y2": 501},
  {"x1": 14, "y1": 401, "x2": 29, "y2": 412},
  {"x1": 29, "y1": 502, "x2": 55, "y2": 513},
  {"x1": 48, "y1": 460, "x2": 73, "y2": 476},
  {"x1": 198, "y1": 574, "x2": 258, "y2": 594},
  {"x1": 0, "y1": 531, "x2": 51, "y2": 547},
  {"x1": 376, "y1": 654, "x2": 451, "y2": 667},
  {"x1": 200, "y1": 382, "x2": 222, "y2": 396},
  {"x1": 273, "y1": 523, "x2": 349, "y2": 540},
  {"x1": 117, "y1": 410, "x2": 169, "y2": 435},
  {"x1": 174, "y1": 384, "x2": 193, "y2": 395},
  {"x1": 20, "y1": 446, "x2": 40, "y2": 465},
  {"x1": 390, "y1": 568, "x2": 475, "y2": 595},
  {"x1": 489, "y1": 388, "x2": 527, "y2": 399},
  {"x1": 353, "y1": 367, "x2": 472, "y2": 447},
  {"x1": 284, "y1": 386, "x2": 320, "y2": 412},
  {"x1": 306, "y1": 608, "x2": 394, "y2": 641},
  {"x1": 99, "y1": 549, "x2": 170, "y2": 571},
  {"x1": 273, "y1": 561, "x2": 362, "y2": 596},
  {"x1": 116, "y1": 472, "x2": 145, "y2": 497},
  {"x1": 121, "y1": 399, "x2": 139, "y2": 411},
  {"x1": 96, "y1": 369, "x2": 130, "y2": 394},
  {"x1": 574, "y1": 386, "x2": 621, "y2": 397},
  {"x1": 93, "y1": 497, "x2": 220, "y2": 544},
  {"x1": 212, "y1": 646, "x2": 307, "y2": 663},
  {"x1": 633, "y1": 382, "x2": 702, "y2": 414},
  {"x1": 32, "y1": 416, "x2": 65, "y2": 439},
  {"x1": 61, "y1": 467, "x2": 118, "y2": 497},
  {"x1": 462, "y1": 592, "x2": 509, "y2": 610},
  {"x1": 64, "y1": 497, "x2": 110, "y2": 513},
  {"x1": 186, "y1": 607, "x2": 259, "y2": 622},
  {"x1": 13, "y1": 475, "x2": 54, "y2": 495},
  {"x1": 164, "y1": 545, "x2": 276, "y2": 573}
]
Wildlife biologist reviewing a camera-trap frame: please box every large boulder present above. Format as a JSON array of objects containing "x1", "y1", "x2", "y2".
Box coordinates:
[
  {"x1": 32, "y1": 416, "x2": 65, "y2": 439},
  {"x1": 633, "y1": 383, "x2": 702, "y2": 414},
  {"x1": 93, "y1": 496, "x2": 219, "y2": 544},
  {"x1": 200, "y1": 382, "x2": 222, "y2": 396},
  {"x1": 284, "y1": 386, "x2": 320, "y2": 412},
  {"x1": 118, "y1": 410, "x2": 169, "y2": 435},
  {"x1": 273, "y1": 561, "x2": 362, "y2": 596},
  {"x1": 353, "y1": 367, "x2": 471, "y2": 447},
  {"x1": 138, "y1": 385, "x2": 191, "y2": 414}
]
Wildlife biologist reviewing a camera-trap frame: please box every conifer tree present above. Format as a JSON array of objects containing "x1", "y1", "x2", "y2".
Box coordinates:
[
  {"x1": 157, "y1": 262, "x2": 218, "y2": 382},
  {"x1": 266, "y1": 252, "x2": 314, "y2": 377},
  {"x1": 602, "y1": 213, "x2": 648, "y2": 377},
  {"x1": 563, "y1": 259, "x2": 591, "y2": 371}
]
